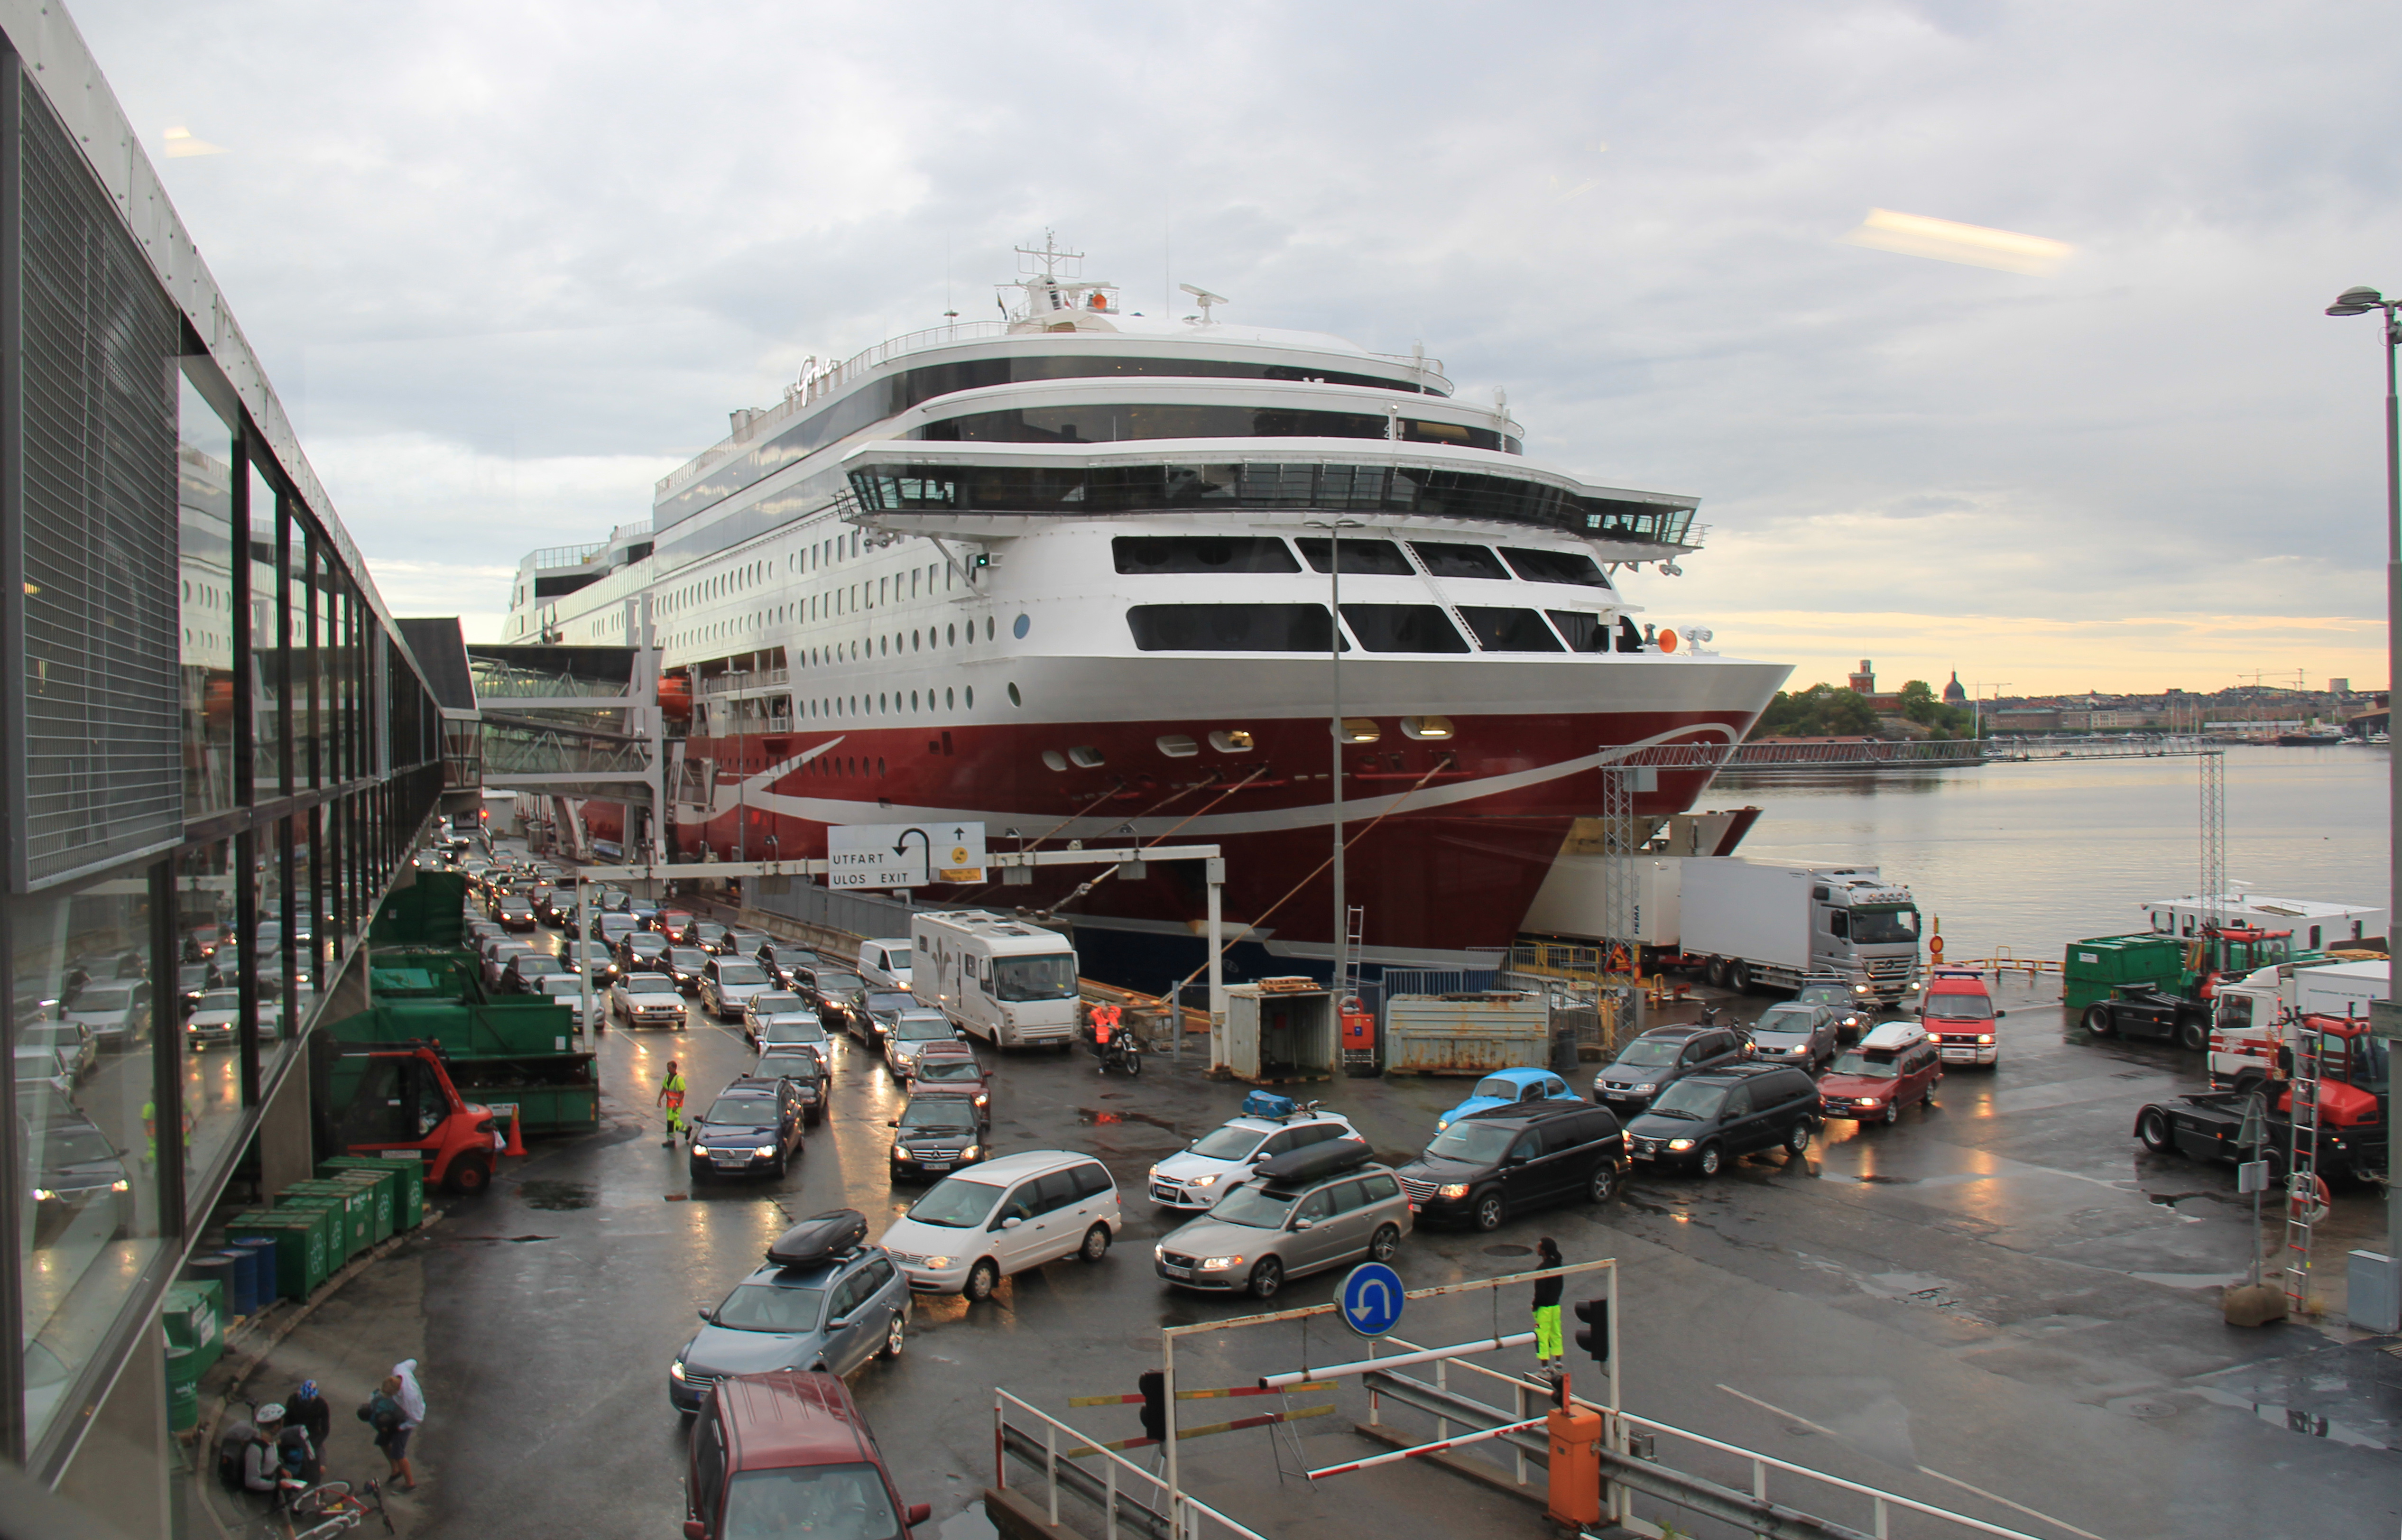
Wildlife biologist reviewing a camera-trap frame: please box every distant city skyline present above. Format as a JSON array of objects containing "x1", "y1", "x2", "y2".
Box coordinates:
[{"x1": 62, "y1": 1, "x2": 2402, "y2": 693}]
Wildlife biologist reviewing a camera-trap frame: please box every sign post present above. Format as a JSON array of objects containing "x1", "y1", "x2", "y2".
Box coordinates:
[{"x1": 826, "y1": 821, "x2": 986, "y2": 890}]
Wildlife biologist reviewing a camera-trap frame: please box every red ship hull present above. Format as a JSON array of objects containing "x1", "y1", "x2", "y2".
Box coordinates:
[{"x1": 571, "y1": 706, "x2": 1752, "y2": 960}]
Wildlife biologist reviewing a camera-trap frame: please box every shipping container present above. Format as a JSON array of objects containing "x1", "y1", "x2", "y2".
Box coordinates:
[
  {"x1": 1383, "y1": 993, "x2": 1550, "y2": 1075},
  {"x1": 1210, "y1": 983, "x2": 1336, "y2": 1083}
]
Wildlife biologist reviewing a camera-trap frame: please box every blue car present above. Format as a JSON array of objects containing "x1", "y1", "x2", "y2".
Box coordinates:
[{"x1": 1434, "y1": 1068, "x2": 1584, "y2": 1132}]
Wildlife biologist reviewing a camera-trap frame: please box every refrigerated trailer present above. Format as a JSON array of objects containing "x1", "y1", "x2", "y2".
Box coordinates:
[{"x1": 1678, "y1": 859, "x2": 1922, "y2": 1002}]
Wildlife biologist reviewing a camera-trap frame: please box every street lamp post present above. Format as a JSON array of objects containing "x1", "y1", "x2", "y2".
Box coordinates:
[
  {"x1": 2323, "y1": 283, "x2": 2402, "y2": 1271},
  {"x1": 1302, "y1": 516, "x2": 1365, "y2": 1000}
]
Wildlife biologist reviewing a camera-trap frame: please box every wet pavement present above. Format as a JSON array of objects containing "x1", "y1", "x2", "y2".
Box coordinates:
[{"x1": 398, "y1": 941, "x2": 2399, "y2": 1540}]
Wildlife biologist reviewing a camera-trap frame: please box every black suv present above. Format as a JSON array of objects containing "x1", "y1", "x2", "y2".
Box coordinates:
[
  {"x1": 1395, "y1": 1102, "x2": 1626, "y2": 1231},
  {"x1": 688, "y1": 1076, "x2": 806, "y2": 1182},
  {"x1": 1592, "y1": 1024, "x2": 1750, "y2": 1114},
  {"x1": 1624, "y1": 1062, "x2": 1821, "y2": 1176}
]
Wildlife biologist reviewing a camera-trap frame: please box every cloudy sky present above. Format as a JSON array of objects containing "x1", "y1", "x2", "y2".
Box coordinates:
[{"x1": 71, "y1": 0, "x2": 2402, "y2": 696}]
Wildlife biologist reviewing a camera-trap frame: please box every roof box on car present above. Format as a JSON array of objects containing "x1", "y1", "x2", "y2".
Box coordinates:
[
  {"x1": 767, "y1": 1209, "x2": 868, "y2": 1269},
  {"x1": 1242, "y1": 1090, "x2": 1297, "y2": 1120},
  {"x1": 1252, "y1": 1137, "x2": 1374, "y2": 1189}
]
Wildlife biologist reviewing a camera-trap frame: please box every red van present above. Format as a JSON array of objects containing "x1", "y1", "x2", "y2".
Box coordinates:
[
  {"x1": 1920, "y1": 967, "x2": 2004, "y2": 1067},
  {"x1": 685, "y1": 1370, "x2": 929, "y2": 1540}
]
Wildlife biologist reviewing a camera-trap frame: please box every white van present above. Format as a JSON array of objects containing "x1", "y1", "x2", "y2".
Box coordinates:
[
  {"x1": 856, "y1": 938, "x2": 914, "y2": 991},
  {"x1": 910, "y1": 910, "x2": 1081, "y2": 1049},
  {"x1": 877, "y1": 1150, "x2": 1121, "y2": 1300}
]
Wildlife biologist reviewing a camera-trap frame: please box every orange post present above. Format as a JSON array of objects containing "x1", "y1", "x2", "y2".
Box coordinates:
[{"x1": 1544, "y1": 1404, "x2": 1604, "y2": 1527}]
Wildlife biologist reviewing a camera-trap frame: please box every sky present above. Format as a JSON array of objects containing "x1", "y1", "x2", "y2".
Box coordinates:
[{"x1": 68, "y1": 0, "x2": 2402, "y2": 696}]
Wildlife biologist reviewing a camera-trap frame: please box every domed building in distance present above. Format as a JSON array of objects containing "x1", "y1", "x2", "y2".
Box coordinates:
[{"x1": 1942, "y1": 671, "x2": 1968, "y2": 705}]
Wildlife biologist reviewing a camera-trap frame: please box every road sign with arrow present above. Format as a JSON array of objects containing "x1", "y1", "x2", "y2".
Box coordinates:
[
  {"x1": 1337, "y1": 1261, "x2": 1405, "y2": 1338},
  {"x1": 826, "y1": 821, "x2": 987, "y2": 888}
]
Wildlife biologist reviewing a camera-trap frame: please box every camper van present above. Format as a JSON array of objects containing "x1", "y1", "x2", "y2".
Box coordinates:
[{"x1": 909, "y1": 911, "x2": 1081, "y2": 1049}]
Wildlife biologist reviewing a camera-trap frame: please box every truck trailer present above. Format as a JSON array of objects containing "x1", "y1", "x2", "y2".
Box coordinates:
[{"x1": 1678, "y1": 859, "x2": 1922, "y2": 1002}]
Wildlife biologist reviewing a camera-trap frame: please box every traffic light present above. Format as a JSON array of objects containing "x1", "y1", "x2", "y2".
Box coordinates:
[
  {"x1": 1137, "y1": 1370, "x2": 1166, "y2": 1445},
  {"x1": 1573, "y1": 1298, "x2": 1609, "y2": 1365}
]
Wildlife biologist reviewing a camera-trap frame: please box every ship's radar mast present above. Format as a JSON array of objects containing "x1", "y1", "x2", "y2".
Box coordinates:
[{"x1": 1002, "y1": 231, "x2": 1119, "y2": 329}]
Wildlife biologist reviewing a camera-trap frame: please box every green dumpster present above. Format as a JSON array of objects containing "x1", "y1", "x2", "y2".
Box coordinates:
[
  {"x1": 2062, "y1": 933, "x2": 2186, "y2": 1013},
  {"x1": 284, "y1": 1179, "x2": 378, "y2": 1256},
  {"x1": 320, "y1": 1156, "x2": 425, "y2": 1231},
  {"x1": 225, "y1": 1210, "x2": 331, "y2": 1299},
  {"x1": 161, "y1": 1282, "x2": 225, "y2": 1375},
  {"x1": 166, "y1": 1344, "x2": 201, "y2": 1432},
  {"x1": 272, "y1": 1194, "x2": 354, "y2": 1272},
  {"x1": 323, "y1": 1169, "x2": 396, "y2": 1245}
]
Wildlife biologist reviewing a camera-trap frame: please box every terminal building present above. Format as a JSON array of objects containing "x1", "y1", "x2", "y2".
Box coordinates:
[{"x1": 0, "y1": 4, "x2": 445, "y2": 1531}]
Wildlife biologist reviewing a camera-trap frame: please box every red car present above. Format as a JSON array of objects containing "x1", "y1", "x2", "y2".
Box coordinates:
[
  {"x1": 1921, "y1": 967, "x2": 2004, "y2": 1067},
  {"x1": 1816, "y1": 1021, "x2": 1943, "y2": 1127},
  {"x1": 684, "y1": 1370, "x2": 928, "y2": 1540},
  {"x1": 657, "y1": 909, "x2": 698, "y2": 944}
]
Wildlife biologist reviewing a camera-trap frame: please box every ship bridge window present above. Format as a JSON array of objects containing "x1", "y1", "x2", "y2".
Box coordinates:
[
  {"x1": 1127, "y1": 603, "x2": 1343, "y2": 653},
  {"x1": 1409, "y1": 542, "x2": 1510, "y2": 581},
  {"x1": 1295, "y1": 537, "x2": 1413, "y2": 576},
  {"x1": 1457, "y1": 607, "x2": 1565, "y2": 653},
  {"x1": 1338, "y1": 604, "x2": 1470, "y2": 654},
  {"x1": 1500, "y1": 547, "x2": 1610, "y2": 588},
  {"x1": 1112, "y1": 536, "x2": 1300, "y2": 575}
]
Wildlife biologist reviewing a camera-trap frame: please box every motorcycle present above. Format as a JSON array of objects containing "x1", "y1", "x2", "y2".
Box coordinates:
[{"x1": 1097, "y1": 1032, "x2": 1143, "y2": 1077}]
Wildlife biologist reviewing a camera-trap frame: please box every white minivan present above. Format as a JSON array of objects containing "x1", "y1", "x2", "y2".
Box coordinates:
[
  {"x1": 878, "y1": 1151, "x2": 1121, "y2": 1301},
  {"x1": 857, "y1": 938, "x2": 913, "y2": 991}
]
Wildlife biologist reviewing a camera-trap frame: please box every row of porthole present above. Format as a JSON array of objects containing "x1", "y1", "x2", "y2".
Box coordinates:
[
  {"x1": 802, "y1": 613, "x2": 1013, "y2": 668},
  {"x1": 795, "y1": 680, "x2": 1029, "y2": 720},
  {"x1": 1041, "y1": 716, "x2": 1454, "y2": 772}
]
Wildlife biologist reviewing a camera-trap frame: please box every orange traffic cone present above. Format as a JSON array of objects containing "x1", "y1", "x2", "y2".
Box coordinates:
[{"x1": 502, "y1": 1107, "x2": 528, "y2": 1158}]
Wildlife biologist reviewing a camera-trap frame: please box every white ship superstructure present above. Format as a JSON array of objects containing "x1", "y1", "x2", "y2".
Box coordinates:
[{"x1": 504, "y1": 240, "x2": 1789, "y2": 967}]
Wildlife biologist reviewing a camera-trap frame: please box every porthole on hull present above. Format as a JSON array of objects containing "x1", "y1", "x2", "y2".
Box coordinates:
[
  {"x1": 1208, "y1": 729, "x2": 1256, "y2": 753},
  {"x1": 1156, "y1": 734, "x2": 1200, "y2": 758},
  {"x1": 1400, "y1": 716, "x2": 1454, "y2": 740}
]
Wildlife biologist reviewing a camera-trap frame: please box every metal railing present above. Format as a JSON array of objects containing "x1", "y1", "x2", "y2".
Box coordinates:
[
  {"x1": 995, "y1": 1390, "x2": 1270, "y2": 1540},
  {"x1": 697, "y1": 668, "x2": 790, "y2": 695},
  {"x1": 522, "y1": 540, "x2": 609, "y2": 571},
  {"x1": 1385, "y1": 1339, "x2": 2059, "y2": 1540},
  {"x1": 748, "y1": 877, "x2": 916, "y2": 942}
]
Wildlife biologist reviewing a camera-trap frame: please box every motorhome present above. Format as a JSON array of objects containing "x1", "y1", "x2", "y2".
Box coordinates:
[{"x1": 909, "y1": 911, "x2": 1080, "y2": 1049}]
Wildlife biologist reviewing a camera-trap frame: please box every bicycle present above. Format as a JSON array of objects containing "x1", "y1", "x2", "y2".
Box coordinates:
[{"x1": 257, "y1": 1476, "x2": 392, "y2": 1540}]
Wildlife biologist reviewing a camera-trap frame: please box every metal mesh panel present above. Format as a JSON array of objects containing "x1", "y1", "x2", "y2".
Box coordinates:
[{"x1": 14, "y1": 79, "x2": 183, "y2": 887}]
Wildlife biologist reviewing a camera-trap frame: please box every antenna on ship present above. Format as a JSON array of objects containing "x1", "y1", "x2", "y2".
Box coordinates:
[{"x1": 1179, "y1": 282, "x2": 1229, "y2": 324}]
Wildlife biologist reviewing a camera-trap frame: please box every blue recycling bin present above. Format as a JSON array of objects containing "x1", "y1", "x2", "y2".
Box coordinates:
[
  {"x1": 228, "y1": 1238, "x2": 278, "y2": 1316},
  {"x1": 217, "y1": 1247, "x2": 259, "y2": 1317}
]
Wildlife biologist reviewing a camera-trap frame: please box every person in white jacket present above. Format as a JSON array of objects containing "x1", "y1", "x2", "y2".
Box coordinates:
[{"x1": 388, "y1": 1361, "x2": 425, "y2": 1490}]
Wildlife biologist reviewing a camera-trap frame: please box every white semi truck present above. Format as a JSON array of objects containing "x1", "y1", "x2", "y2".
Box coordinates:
[
  {"x1": 908, "y1": 909, "x2": 1082, "y2": 1049},
  {"x1": 2208, "y1": 958, "x2": 2388, "y2": 1085},
  {"x1": 1678, "y1": 859, "x2": 1922, "y2": 1002},
  {"x1": 1524, "y1": 856, "x2": 1923, "y2": 1003}
]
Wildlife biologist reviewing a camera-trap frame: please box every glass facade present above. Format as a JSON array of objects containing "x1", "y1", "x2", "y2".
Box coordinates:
[{"x1": 0, "y1": 52, "x2": 447, "y2": 1479}]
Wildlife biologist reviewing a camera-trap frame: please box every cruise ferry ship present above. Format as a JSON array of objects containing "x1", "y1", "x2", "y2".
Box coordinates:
[{"x1": 502, "y1": 241, "x2": 1790, "y2": 974}]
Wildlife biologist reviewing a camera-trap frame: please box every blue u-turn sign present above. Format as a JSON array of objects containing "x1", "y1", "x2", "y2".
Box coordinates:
[{"x1": 1338, "y1": 1261, "x2": 1405, "y2": 1338}]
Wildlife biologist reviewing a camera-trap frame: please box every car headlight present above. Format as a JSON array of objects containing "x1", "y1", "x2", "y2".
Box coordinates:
[
  {"x1": 960, "y1": 1146, "x2": 981, "y2": 1161},
  {"x1": 973, "y1": 1092, "x2": 989, "y2": 1107},
  {"x1": 1634, "y1": 1083, "x2": 1657, "y2": 1095},
  {"x1": 110, "y1": 1179, "x2": 129, "y2": 1192},
  {"x1": 1189, "y1": 1173, "x2": 1220, "y2": 1189},
  {"x1": 1437, "y1": 1183, "x2": 1470, "y2": 1199},
  {"x1": 670, "y1": 1359, "x2": 688, "y2": 1381},
  {"x1": 752, "y1": 1145, "x2": 777, "y2": 1159},
  {"x1": 1855, "y1": 1097, "x2": 1880, "y2": 1107},
  {"x1": 1666, "y1": 1138, "x2": 1696, "y2": 1152},
  {"x1": 1201, "y1": 1255, "x2": 1244, "y2": 1270},
  {"x1": 920, "y1": 1256, "x2": 953, "y2": 1270},
  {"x1": 893, "y1": 1147, "x2": 913, "y2": 1160},
  {"x1": 1853, "y1": 983, "x2": 1870, "y2": 994},
  {"x1": 1436, "y1": 1119, "x2": 1451, "y2": 1132},
  {"x1": 1976, "y1": 1034, "x2": 1993, "y2": 1044},
  {"x1": 31, "y1": 1187, "x2": 55, "y2": 1202}
]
